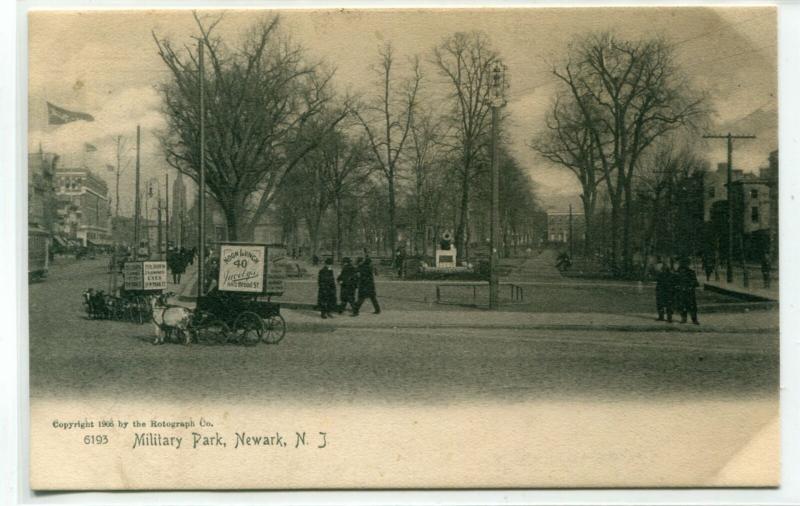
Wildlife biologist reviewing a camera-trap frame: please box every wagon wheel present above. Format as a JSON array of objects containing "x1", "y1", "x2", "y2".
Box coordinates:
[
  {"x1": 262, "y1": 314, "x2": 286, "y2": 344},
  {"x1": 233, "y1": 311, "x2": 263, "y2": 346},
  {"x1": 194, "y1": 316, "x2": 230, "y2": 345}
]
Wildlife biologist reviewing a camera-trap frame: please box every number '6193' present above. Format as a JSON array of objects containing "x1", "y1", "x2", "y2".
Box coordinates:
[{"x1": 83, "y1": 435, "x2": 109, "y2": 445}]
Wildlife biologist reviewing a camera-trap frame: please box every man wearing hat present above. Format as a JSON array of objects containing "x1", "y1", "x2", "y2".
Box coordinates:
[
  {"x1": 353, "y1": 257, "x2": 381, "y2": 316},
  {"x1": 675, "y1": 257, "x2": 700, "y2": 325},
  {"x1": 317, "y1": 258, "x2": 338, "y2": 319},
  {"x1": 337, "y1": 257, "x2": 358, "y2": 314}
]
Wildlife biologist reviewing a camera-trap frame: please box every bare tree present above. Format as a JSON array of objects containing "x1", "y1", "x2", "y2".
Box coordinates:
[
  {"x1": 354, "y1": 42, "x2": 422, "y2": 261},
  {"x1": 552, "y1": 32, "x2": 707, "y2": 273},
  {"x1": 318, "y1": 126, "x2": 373, "y2": 262},
  {"x1": 281, "y1": 145, "x2": 331, "y2": 258},
  {"x1": 153, "y1": 13, "x2": 350, "y2": 241},
  {"x1": 406, "y1": 113, "x2": 449, "y2": 257},
  {"x1": 432, "y1": 31, "x2": 500, "y2": 263},
  {"x1": 635, "y1": 139, "x2": 708, "y2": 260},
  {"x1": 531, "y1": 93, "x2": 606, "y2": 255}
]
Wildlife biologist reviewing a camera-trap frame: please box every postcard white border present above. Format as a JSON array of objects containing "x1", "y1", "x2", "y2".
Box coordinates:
[{"x1": 4, "y1": 0, "x2": 800, "y2": 504}]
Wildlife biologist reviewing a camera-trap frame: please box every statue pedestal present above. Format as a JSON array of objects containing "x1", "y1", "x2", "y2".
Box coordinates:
[{"x1": 435, "y1": 247, "x2": 457, "y2": 268}]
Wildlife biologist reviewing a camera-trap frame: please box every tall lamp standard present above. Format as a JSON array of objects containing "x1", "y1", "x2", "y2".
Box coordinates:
[{"x1": 489, "y1": 60, "x2": 506, "y2": 310}]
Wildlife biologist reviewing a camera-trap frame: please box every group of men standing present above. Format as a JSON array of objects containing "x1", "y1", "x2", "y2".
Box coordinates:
[
  {"x1": 317, "y1": 257, "x2": 381, "y2": 319},
  {"x1": 655, "y1": 257, "x2": 700, "y2": 325}
]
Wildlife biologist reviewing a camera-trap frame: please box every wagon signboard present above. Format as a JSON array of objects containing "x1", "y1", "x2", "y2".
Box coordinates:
[
  {"x1": 123, "y1": 261, "x2": 167, "y2": 291},
  {"x1": 218, "y1": 244, "x2": 265, "y2": 293}
]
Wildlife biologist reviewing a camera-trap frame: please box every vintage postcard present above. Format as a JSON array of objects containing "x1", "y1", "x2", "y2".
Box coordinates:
[{"x1": 26, "y1": 6, "x2": 779, "y2": 489}]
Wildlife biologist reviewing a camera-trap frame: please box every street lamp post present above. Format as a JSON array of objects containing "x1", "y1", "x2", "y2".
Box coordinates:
[{"x1": 489, "y1": 60, "x2": 506, "y2": 310}]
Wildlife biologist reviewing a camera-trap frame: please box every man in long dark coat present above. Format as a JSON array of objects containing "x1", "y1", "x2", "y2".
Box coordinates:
[
  {"x1": 353, "y1": 257, "x2": 381, "y2": 316},
  {"x1": 317, "y1": 258, "x2": 337, "y2": 319},
  {"x1": 675, "y1": 257, "x2": 700, "y2": 325},
  {"x1": 337, "y1": 257, "x2": 358, "y2": 314},
  {"x1": 655, "y1": 259, "x2": 675, "y2": 322}
]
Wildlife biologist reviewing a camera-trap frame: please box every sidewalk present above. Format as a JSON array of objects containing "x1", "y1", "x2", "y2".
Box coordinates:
[{"x1": 280, "y1": 308, "x2": 778, "y2": 334}]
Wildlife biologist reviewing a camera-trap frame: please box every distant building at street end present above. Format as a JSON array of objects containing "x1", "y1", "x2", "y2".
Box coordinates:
[
  {"x1": 28, "y1": 150, "x2": 59, "y2": 233},
  {"x1": 546, "y1": 210, "x2": 585, "y2": 245},
  {"x1": 54, "y1": 167, "x2": 112, "y2": 247}
]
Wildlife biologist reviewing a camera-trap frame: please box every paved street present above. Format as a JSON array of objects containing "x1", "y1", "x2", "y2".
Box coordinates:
[{"x1": 29, "y1": 257, "x2": 778, "y2": 405}]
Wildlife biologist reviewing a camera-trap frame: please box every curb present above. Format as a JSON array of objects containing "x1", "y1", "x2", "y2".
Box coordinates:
[
  {"x1": 703, "y1": 283, "x2": 776, "y2": 303},
  {"x1": 281, "y1": 318, "x2": 777, "y2": 335}
]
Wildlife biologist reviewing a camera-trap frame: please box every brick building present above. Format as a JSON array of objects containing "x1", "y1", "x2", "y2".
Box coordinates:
[
  {"x1": 54, "y1": 167, "x2": 112, "y2": 246},
  {"x1": 546, "y1": 210, "x2": 585, "y2": 245}
]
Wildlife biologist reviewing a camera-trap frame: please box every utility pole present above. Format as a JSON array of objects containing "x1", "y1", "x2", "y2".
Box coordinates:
[
  {"x1": 165, "y1": 172, "x2": 170, "y2": 252},
  {"x1": 489, "y1": 60, "x2": 506, "y2": 310},
  {"x1": 157, "y1": 192, "x2": 163, "y2": 261},
  {"x1": 134, "y1": 125, "x2": 141, "y2": 255},
  {"x1": 197, "y1": 39, "x2": 206, "y2": 297},
  {"x1": 703, "y1": 133, "x2": 755, "y2": 283}
]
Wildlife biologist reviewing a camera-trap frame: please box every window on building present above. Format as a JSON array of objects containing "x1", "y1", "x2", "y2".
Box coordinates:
[
  {"x1": 750, "y1": 189, "x2": 759, "y2": 199},
  {"x1": 751, "y1": 206, "x2": 760, "y2": 224}
]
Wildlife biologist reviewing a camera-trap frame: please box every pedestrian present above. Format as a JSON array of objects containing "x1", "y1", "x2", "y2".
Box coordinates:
[
  {"x1": 204, "y1": 254, "x2": 220, "y2": 294},
  {"x1": 555, "y1": 251, "x2": 571, "y2": 272},
  {"x1": 702, "y1": 252, "x2": 714, "y2": 282},
  {"x1": 317, "y1": 258, "x2": 337, "y2": 319},
  {"x1": 761, "y1": 254, "x2": 772, "y2": 289},
  {"x1": 352, "y1": 257, "x2": 381, "y2": 316},
  {"x1": 675, "y1": 257, "x2": 700, "y2": 325},
  {"x1": 395, "y1": 247, "x2": 406, "y2": 278},
  {"x1": 654, "y1": 259, "x2": 674, "y2": 323},
  {"x1": 169, "y1": 248, "x2": 186, "y2": 284},
  {"x1": 337, "y1": 257, "x2": 358, "y2": 314}
]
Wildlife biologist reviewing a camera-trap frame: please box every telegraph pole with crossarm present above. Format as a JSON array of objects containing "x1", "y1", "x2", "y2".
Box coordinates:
[{"x1": 702, "y1": 133, "x2": 756, "y2": 283}]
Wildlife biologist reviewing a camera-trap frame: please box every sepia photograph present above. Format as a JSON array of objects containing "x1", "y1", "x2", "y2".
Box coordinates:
[{"x1": 25, "y1": 6, "x2": 779, "y2": 490}]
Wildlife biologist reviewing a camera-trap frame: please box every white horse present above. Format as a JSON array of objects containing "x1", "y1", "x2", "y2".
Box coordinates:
[{"x1": 150, "y1": 292, "x2": 193, "y2": 345}]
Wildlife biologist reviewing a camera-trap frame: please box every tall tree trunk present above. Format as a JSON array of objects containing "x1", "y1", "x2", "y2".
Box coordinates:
[
  {"x1": 609, "y1": 198, "x2": 620, "y2": 274},
  {"x1": 581, "y1": 192, "x2": 596, "y2": 257},
  {"x1": 455, "y1": 167, "x2": 470, "y2": 264},
  {"x1": 224, "y1": 206, "x2": 239, "y2": 242},
  {"x1": 388, "y1": 175, "x2": 397, "y2": 261},
  {"x1": 309, "y1": 215, "x2": 322, "y2": 257},
  {"x1": 420, "y1": 218, "x2": 428, "y2": 258},
  {"x1": 622, "y1": 182, "x2": 633, "y2": 274},
  {"x1": 335, "y1": 197, "x2": 343, "y2": 263}
]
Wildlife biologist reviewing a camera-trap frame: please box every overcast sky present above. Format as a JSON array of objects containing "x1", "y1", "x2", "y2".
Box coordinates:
[{"x1": 28, "y1": 7, "x2": 777, "y2": 214}]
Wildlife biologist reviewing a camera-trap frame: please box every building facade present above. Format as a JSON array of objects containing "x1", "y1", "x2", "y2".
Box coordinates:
[
  {"x1": 546, "y1": 210, "x2": 585, "y2": 245},
  {"x1": 28, "y1": 151, "x2": 59, "y2": 232},
  {"x1": 54, "y1": 167, "x2": 112, "y2": 246},
  {"x1": 703, "y1": 152, "x2": 779, "y2": 262},
  {"x1": 702, "y1": 162, "x2": 745, "y2": 222}
]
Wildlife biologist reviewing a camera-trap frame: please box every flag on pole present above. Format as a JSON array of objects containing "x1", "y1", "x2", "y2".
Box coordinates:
[
  {"x1": 47, "y1": 102, "x2": 94, "y2": 124},
  {"x1": 84, "y1": 143, "x2": 98, "y2": 152}
]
